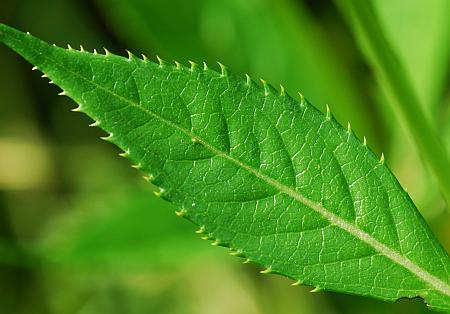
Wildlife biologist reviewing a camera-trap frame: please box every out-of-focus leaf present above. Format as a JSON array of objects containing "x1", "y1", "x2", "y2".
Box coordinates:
[
  {"x1": 39, "y1": 187, "x2": 215, "y2": 271},
  {"x1": 443, "y1": 94, "x2": 450, "y2": 151},
  {"x1": 373, "y1": 0, "x2": 450, "y2": 112},
  {"x1": 13, "y1": 0, "x2": 107, "y2": 48},
  {"x1": 0, "y1": 138, "x2": 53, "y2": 189},
  {"x1": 95, "y1": 0, "x2": 380, "y2": 150},
  {"x1": 336, "y1": 0, "x2": 450, "y2": 219},
  {"x1": 336, "y1": 0, "x2": 450, "y2": 209}
]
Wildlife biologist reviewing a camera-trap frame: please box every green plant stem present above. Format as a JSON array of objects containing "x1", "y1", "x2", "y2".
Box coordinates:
[{"x1": 340, "y1": 0, "x2": 450, "y2": 208}]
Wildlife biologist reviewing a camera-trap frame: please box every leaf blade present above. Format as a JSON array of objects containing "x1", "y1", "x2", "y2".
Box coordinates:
[{"x1": 2, "y1": 23, "x2": 450, "y2": 311}]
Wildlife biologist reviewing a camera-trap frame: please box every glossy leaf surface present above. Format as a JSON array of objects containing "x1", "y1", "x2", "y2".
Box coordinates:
[{"x1": 1, "y1": 24, "x2": 450, "y2": 311}]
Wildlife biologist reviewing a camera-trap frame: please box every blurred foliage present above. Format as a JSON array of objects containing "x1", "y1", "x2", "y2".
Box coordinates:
[
  {"x1": 374, "y1": 0, "x2": 450, "y2": 113},
  {"x1": 37, "y1": 186, "x2": 214, "y2": 272},
  {"x1": 0, "y1": 0, "x2": 448, "y2": 313},
  {"x1": 336, "y1": 0, "x2": 450, "y2": 218}
]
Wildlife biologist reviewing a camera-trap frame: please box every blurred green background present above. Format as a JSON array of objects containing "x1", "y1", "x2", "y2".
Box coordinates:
[{"x1": 1, "y1": 0, "x2": 449, "y2": 313}]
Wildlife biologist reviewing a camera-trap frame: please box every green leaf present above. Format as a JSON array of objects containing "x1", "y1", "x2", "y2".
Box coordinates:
[
  {"x1": 2, "y1": 23, "x2": 450, "y2": 311},
  {"x1": 95, "y1": 0, "x2": 380, "y2": 151}
]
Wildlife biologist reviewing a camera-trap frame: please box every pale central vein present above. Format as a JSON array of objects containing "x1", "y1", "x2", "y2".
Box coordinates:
[{"x1": 47, "y1": 52, "x2": 450, "y2": 298}]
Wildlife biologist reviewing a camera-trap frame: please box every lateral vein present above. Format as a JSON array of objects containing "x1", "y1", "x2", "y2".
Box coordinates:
[{"x1": 34, "y1": 47, "x2": 450, "y2": 297}]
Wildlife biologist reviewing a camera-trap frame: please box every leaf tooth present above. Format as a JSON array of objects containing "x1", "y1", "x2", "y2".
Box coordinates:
[
  {"x1": 229, "y1": 249, "x2": 245, "y2": 257},
  {"x1": 217, "y1": 62, "x2": 227, "y2": 77},
  {"x1": 346, "y1": 122, "x2": 353, "y2": 142},
  {"x1": 26, "y1": 31, "x2": 31, "y2": 35},
  {"x1": 243, "y1": 258, "x2": 251, "y2": 264},
  {"x1": 325, "y1": 104, "x2": 331, "y2": 121},
  {"x1": 298, "y1": 91, "x2": 305, "y2": 107},
  {"x1": 260, "y1": 79, "x2": 269, "y2": 96},
  {"x1": 310, "y1": 287, "x2": 322, "y2": 293},
  {"x1": 93, "y1": 48, "x2": 98, "y2": 55},
  {"x1": 174, "y1": 60, "x2": 182, "y2": 70},
  {"x1": 363, "y1": 136, "x2": 367, "y2": 146},
  {"x1": 89, "y1": 120, "x2": 100, "y2": 127},
  {"x1": 118, "y1": 149, "x2": 130, "y2": 158},
  {"x1": 103, "y1": 48, "x2": 111, "y2": 56},
  {"x1": 291, "y1": 280, "x2": 302, "y2": 286},
  {"x1": 211, "y1": 239, "x2": 220, "y2": 246},
  {"x1": 32, "y1": 66, "x2": 38, "y2": 71},
  {"x1": 141, "y1": 54, "x2": 149, "y2": 61},
  {"x1": 41, "y1": 73, "x2": 48, "y2": 78},
  {"x1": 156, "y1": 55, "x2": 165, "y2": 67},
  {"x1": 280, "y1": 84, "x2": 286, "y2": 96},
  {"x1": 203, "y1": 62, "x2": 208, "y2": 71},
  {"x1": 100, "y1": 133, "x2": 114, "y2": 142},
  {"x1": 380, "y1": 152, "x2": 385, "y2": 165},
  {"x1": 131, "y1": 162, "x2": 142, "y2": 169},
  {"x1": 126, "y1": 50, "x2": 135, "y2": 60},
  {"x1": 71, "y1": 104, "x2": 83, "y2": 112},
  {"x1": 142, "y1": 174, "x2": 154, "y2": 182},
  {"x1": 195, "y1": 226, "x2": 206, "y2": 234},
  {"x1": 188, "y1": 60, "x2": 197, "y2": 72},
  {"x1": 153, "y1": 187, "x2": 166, "y2": 197},
  {"x1": 175, "y1": 208, "x2": 187, "y2": 217},
  {"x1": 52, "y1": 43, "x2": 57, "y2": 47},
  {"x1": 245, "y1": 73, "x2": 252, "y2": 85},
  {"x1": 200, "y1": 233, "x2": 210, "y2": 240},
  {"x1": 48, "y1": 80, "x2": 54, "y2": 85},
  {"x1": 79, "y1": 45, "x2": 85, "y2": 52},
  {"x1": 67, "y1": 44, "x2": 73, "y2": 50},
  {"x1": 58, "y1": 91, "x2": 67, "y2": 96},
  {"x1": 260, "y1": 266, "x2": 272, "y2": 274}
]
